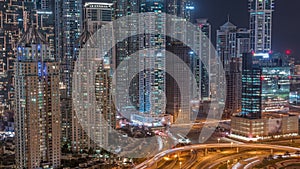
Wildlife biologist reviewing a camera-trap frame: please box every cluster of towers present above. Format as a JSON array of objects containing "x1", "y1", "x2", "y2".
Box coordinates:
[{"x1": 1, "y1": 0, "x2": 293, "y2": 167}]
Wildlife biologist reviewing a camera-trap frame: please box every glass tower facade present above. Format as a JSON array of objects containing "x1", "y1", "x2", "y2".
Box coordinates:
[
  {"x1": 249, "y1": 0, "x2": 274, "y2": 53},
  {"x1": 261, "y1": 67, "x2": 290, "y2": 113},
  {"x1": 241, "y1": 52, "x2": 290, "y2": 119}
]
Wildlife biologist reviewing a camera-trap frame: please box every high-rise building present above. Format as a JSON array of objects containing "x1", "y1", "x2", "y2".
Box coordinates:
[
  {"x1": 15, "y1": 26, "x2": 61, "y2": 169},
  {"x1": 95, "y1": 58, "x2": 116, "y2": 147},
  {"x1": 137, "y1": 0, "x2": 166, "y2": 119},
  {"x1": 241, "y1": 52, "x2": 290, "y2": 119},
  {"x1": 112, "y1": 0, "x2": 200, "y2": 124},
  {"x1": 249, "y1": 0, "x2": 274, "y2": 53},
  {"x1": 230, "y1": 52, "x2": 295, "y2": 141},
  {"x1": 290, "y1": 63, "x2": 300, "y2": 109},
  {"x1": 166, "y1": 0, "x2": 194, "y2": 20},
  {"x1": 217, "y1": 20, "x2": 237, "y2": 71},
  {"x1": 217, "y1": 20, "x2": 250, "y2": 118},
  {"x1": 113, "y1": 0, "x2": 167, "y2": 124},
  {"x1": 84, "y1": 2, "x2": 114, "y2": 33},
  {"x1": 35, "y1": 0, "x2": 56, "y2": 59},
  {"x1": 71, "y1": 2, "x2": 115, "y2": 151},
  {"x1": 196, "y1": 18, "x2": 211, "y2": 100},
  {"x1": 166, "y1": 41, "x2": 192, "y2": 123},
  {"x1": 55, "y1": 0, "x2": 82, "y2": 147},
  {"x1": 113, "y1": 0, "x2": 140, "y2": 120},
  {"x1": 0, "y1": 0, "x2": 36, "y2": 111}
]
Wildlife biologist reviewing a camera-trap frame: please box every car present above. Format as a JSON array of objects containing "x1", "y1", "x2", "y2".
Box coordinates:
[{"x1": 178, "y1": 138, "x2": 191, "y2": 144}]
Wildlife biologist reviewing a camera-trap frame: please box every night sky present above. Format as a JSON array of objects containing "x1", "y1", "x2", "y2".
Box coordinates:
[{"x1": 193, "y1": 0, "x2": 300, "y2": 57}]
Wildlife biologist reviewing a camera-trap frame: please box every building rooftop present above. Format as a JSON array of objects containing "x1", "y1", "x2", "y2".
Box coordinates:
[{"x1": 18, "y1": 25, "x2": 47, "y2": 45}]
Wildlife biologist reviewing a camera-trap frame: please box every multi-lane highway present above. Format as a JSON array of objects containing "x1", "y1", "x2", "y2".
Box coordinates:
[{"x1": 134, "y1": 143, "x2": 300, "y2": 169}]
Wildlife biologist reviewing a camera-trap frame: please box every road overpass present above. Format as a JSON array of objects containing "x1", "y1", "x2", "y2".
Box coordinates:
[{"x1": 135, "y1": 143, "x2": 300, "y2": 169}]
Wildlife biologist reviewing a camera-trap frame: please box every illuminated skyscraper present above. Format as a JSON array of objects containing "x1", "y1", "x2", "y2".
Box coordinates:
[
  {"x1": 249, "y1": 0, "x2": 274, "y2": 53},
  {"x1": 84, "y1": 2, "x2": 114, "y2": 33},
  {"x1": 95, "y1": 59, "x2": 116, "y2": 147},
  {"x1": 217, "y1": 19, "x2": 237, "y2": 71},
  {"x1": 166, "y1": 41, "x2": 191, "y2": 123},
  {"x1": 0, "y1": 0, "x2": 36, "y2": 111},
  {"x1": 137, "y1": 0, "x2": 166, "y2": 120},
  {"x1": 55, "y1": 0, "x2": 82, "y2": 146},
  {"x1": 230, "y1": 52, "x2": 294, "y2": 141},
  {"x1": 113, "y1": 0, "x2": 140, "y2": 120},
  {"x1": 112, "y1": 0, "x2": 199, "y2": 124},
  {"x1": 113, "y1": 0, "x2": 166, "y2": 124},
  {"x1": 196, "y1": 18, "x2": 211, "y2": 100},
  {"x1": 35, "y1": 0, "x2": 55, "y2": 59},
  {"x1": 241, "y1": 52, "x2": 290, "y2": 119},
  {"x1": 15, "y1": 26, "x2": 61, "y2": 169},
  {"x1": 71, "y1": 2, "x2": 115, "y2": 151},
  {"x1": 217, "y1": 20, "x2": 250, "y2": 118}
]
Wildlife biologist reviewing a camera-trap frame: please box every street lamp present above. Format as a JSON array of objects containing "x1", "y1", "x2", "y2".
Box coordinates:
[
  {"x1": 231, "y1": 142, "x2": 233, "y2": 148},
  {"x1": 179, "y1": 161, "x2": 182, "y2": 169},
  {"x1": 218, "y1": 138, "x2": 220, "y2": 144}
]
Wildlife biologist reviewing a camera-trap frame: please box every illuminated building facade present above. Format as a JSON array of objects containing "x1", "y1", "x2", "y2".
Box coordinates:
[
  {"x1": 290, "y1": 60, "x2": 300, "y2": 109},
  {"x1": 231, "y1": 115, "x2": 298, "y2": 141},
  {"x1": 0, "y1": 0, "x2": 36, "y2": 111},
  {"x1": 35, "y1": 0, "x2": 56, "y2": 59},
  {"x1": 166, "y1": 41, "x2": 192, "y2": 123},
  {"x1": 95, "y1": 59, "x2": 116, "y2": 147},
  {"x1": 249, "y1": 0, "x2": 274, "y2": 53},
  {"x1": 138, "y1": 0, "x2": 166, "y2": 118},
  {"x1": 241, "y1": 52, "x2": 290, "y2": 119},
  {"x1": 55, "y1": 0, "x2": 82, "y2": 147},
  {"x1": 196, "y1": 18, "x2": 211, "y2": 100},
  {"x1": 113, "y1": 0, "x2": 199, "y2": 124},
  {"x1": 165, "y1": 1, "x2": 201, "y2": 123},
  {"x1": 68, "y1": 1, "x2": 116, "y2": 152},
  {"x1": 15, "y1": 26, "x2": 61, "y2": 169},
  {"x1": 84, "y1": 2, "x2": 114, "y2": 33},
  {"x1": 261, "y1": 66, "x2": 290, "y2": 113},
  {"x1": 113, "y1": 0, "x2": 167, "y2": 124},
  {"x1": 217, "y1": 20, "x2": 250, "y2": 118},
  {"x1": 113, "y1": 0, "x2": 140, "y2": 119},
  {"x1": 231, "y1": 52, "x2": 293, "y2": 140}
]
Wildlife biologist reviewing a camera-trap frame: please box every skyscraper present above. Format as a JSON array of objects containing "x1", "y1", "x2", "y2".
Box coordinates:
[
  {"x1": 35, "y1": 0, "x2": 55, "y2": 59},
  {"x1": 196, "y1": 18, "x2": 211, "y2": 100},
  {"x1": 217, "y1": 19, "x2": 237, "y2": 71},
  {"x1": 113, "y1": 0, "x2": 140, "y2": 120},
  {"x1": 71, "y1": 1, "x2": 115, "y2": 151},
  {"x1": 84, "y1": 2, "x2": 114, "y2": 33},
  {"x1": 138, "y1": 0, "x2": 166, "y2": 119},
  {"x1": 241, "y1": 52, "x2": 290, "y2": 119},
  {"x1": 217, "y1": 20, "x2": 250, "y2": 118},
  {"x1": 166, "y1": 41, "x2": 192, "y2": 123},
  {"x1": 0, "y1": 0, "x2": 36, "y2": 112},
  {"x1": 113, "y1": 0, "x2": 167, "y2": 124},
  {"x1": 55, "y1": 0, "x2": 82, "y2": 147},
  {"x1": 95, "y1": 58, "x2": 116, "y2": 148},
  {"x1": 230, "y1": 52, "x2": 295, "y2": 141},
  {"x1": 15, "y1": 26, "x2": 61, "y2": 169},
  {"x1": 249, "y1": 0, "x2": 274, "y2": 53}
]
